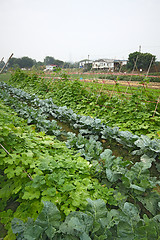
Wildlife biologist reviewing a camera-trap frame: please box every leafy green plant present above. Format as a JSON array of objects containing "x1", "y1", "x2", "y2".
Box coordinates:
[
  {"x1": 0, "y1": 94, "x2": 160, "y2": 239},
  {"x1": 66, "y1": 133, "x2": 103, "y2": 161},
  {"x1": 11, "y1": 200, "x2": 160, "y2": 240},
  {"x1": 5, "y1": 69, "x2": 160, "y2": 138},
  {"x1": 0, "y1": 81, "x2": 160, "y2": 159},
  {"x1": 0, "y1": 101, "x2": 120, "y2": 239}
]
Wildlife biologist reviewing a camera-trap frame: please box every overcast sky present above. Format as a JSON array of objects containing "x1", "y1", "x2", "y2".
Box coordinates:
[{"x1": 1, "y1": 0, "x2": 160, "y2": 62}]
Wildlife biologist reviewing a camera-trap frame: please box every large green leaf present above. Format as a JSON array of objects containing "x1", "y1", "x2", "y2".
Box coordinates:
[
  {"x1": 122, "y1": 202, "x2": 140, "y2": 222},
  {"x1": 140, "y1": 154, "x2": 155, "y2": 170},
  {"x1": 35, "y1": 201, "x2": 61, "y2": 229},
  {"x1": 100, "y1": 149, "x2": 114, "y2": 168},
  {"x1": 23, "y1": 224, "x2": 43, "y2": 240},
  {"x1": 85, "y1": 199, "x2": 107, "y2": 220},
  {"x1": 117, "y1": 221, "x2": 135, "y2": 240},
  {"x1": 106, "y1": 169, "x2": 121, "y2": 182},
  {"x1": 59, "y1": 212, "x2": 92, "y2": 239},
  {"x1": 137, "y1": 192, "x2": 160, "y2": 216}
]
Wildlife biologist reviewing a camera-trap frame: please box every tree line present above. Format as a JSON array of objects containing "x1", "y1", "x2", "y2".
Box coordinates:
[
  {"x1": 0, "y1": 56, "x2": 78, "y2": 70},
  {"x1": 0, "y1": 52, "x2": 159, "y2": 72}
]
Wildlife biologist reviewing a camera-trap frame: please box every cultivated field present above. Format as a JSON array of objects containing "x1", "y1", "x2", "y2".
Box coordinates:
[{"x1": 0, "y1": 70, "x2": 160, "y2": 239}]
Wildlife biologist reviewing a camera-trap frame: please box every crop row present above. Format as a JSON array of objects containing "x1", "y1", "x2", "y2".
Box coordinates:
[
  {"x1": 1, "y1": 83, "x2": 160, "y2": 204},
  {"x1": 0, "y1": 95, "x2": 160, "y2": 239},
  {"x1": 0, "y1": 86, "x2": 160, "y2": 239},
  {"x1": 0, "y1": 100, "x2": 120, "y2": 239},
  {"x1": 0, "y1": 81, "x2": 160, "y2": 161},
  {"x1": 0, "y1": 97, "x2": 160, "y2": 239},
  {"x1": 6, "y1": 69, "x2": 160, "y2": 138}
]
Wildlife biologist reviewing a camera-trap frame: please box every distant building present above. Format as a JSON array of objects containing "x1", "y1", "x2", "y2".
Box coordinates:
[
  {"x1": 92, "y1": 59, "x2": 127, "y2": 71},
  {"x1": 92, "y1": 59, "x2": 114, "y2": 70},
  {"x1": 78, "y1": 58, "x2": 127, "y2": 71},
  {"x1": 79, "y1": 59, "x2": 93, "y2": 68},
  {"x1": 44, "y1": 65, "x2": 58, "y2": 71}
]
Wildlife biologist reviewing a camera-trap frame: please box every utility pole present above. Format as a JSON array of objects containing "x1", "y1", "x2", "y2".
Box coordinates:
[
  {"x1": 88, "y1": 55, "x2": 90, "y2": 63},
  {"x1": 139, "y1": 45, "x2": 141, "y2": 53}
]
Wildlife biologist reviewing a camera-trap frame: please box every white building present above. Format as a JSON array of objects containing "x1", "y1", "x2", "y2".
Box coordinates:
[
  {"x1": 79, "y1": 59, "x2": 93, "y2": 68},
  {"x1": 92, "y1": 59, "x2": 114, "y2": 70},
  {"x1": 44, "y1": 65, "x2": 57, "y2": 71},
  {"x1": 92, "y1": 59, "x2": 127, "y2": 71}
]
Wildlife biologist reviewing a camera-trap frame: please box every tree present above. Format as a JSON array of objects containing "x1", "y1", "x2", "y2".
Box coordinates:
[
  {"x1": 8, "y1": 57, "x2": 34, "y2": 69},
  {"x1": 44, "y1": 56, "x2": 55, "y2": 65},
  {"x1": 127, "y1": 51, "x2": 156, "y2": 71},
  {"x1": 8, "y1": 57, "x2": 20, "y2": 68},
  {"x1": 36, "y1": 61, "x2": 44, "y2": 67},
  {"x1": 54, "y1": 59, "x2": 64, "y2": 67},
  {"x1": 20, "y1": 57, "x2": 34, "y2": 68}
]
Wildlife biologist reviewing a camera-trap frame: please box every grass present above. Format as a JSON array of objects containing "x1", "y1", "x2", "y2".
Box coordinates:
[{"x1": 0, "y1": 72, "x2": 11, "y2": 82}]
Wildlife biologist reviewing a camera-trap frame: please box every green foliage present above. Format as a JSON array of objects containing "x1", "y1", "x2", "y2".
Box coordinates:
[
  {"x1": 127, "y1": 51, "x2": 156, "y2": 71},
  {"x1": 11, "y1": 200, "x2": 160, "y2": 240},
  {"x1": 44, "y1": 56, "x2": 64, "y2": 68},
  {"x1": 66, "y1": 133, "x2": 103, "y2": 161},
  {"x1": 47, "y1": 81, "x2": 159, "y2": 138},
  {"x1": 0, "y1": 86, "x2": 61, "y2": 136},
  {"x1": 8, "y1": 57, "x2": 34, "y2": 69},
  {"x1": 0, "y1": 101, "x2": 119, "y2": 239},
  {"x1": 0, "y1": 81, "x2": 160, "y2": 159},
  {"x1": 6, "y1": 69, "x2": 160, "y2": 137},
  {"x1": 1, "y1": 72, "x2": 160, "y2": 239},
  {"x1": 2, "y1": 69, "x2": 160, "y2": 240},
  {"x1": 44, "y1": 56, "x2": 55, "y2": 65},
  {"x1": 0, "y1": 72, "x2": 11, "y2": 82}
]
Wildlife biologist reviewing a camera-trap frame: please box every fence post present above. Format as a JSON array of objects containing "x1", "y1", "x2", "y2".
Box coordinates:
[
  {"x1": 146, "y1": 57, "x2": 154, "y2": 78},
  {"x1": 109, "y1": 63, "x2": 123, "y2": 100},
  {"x1": 0, "y1": 53, "x2": 14, "y2": 74},
  {"x1": 152, "y1": 95, "x2": 160, "y2": 118},
  {"x1": 124, "y1": 55, "x2": 139, "y2": 95}
]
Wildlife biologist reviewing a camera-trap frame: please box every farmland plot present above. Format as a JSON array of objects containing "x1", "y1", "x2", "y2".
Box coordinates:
[{"x1": 0, "y1": 70, "x2": 160, "y2": 239}]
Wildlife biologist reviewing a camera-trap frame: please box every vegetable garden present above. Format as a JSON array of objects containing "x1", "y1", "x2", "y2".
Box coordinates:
[{"x1": 0, "y1": 69, "x2": 160, "y2": 239}]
